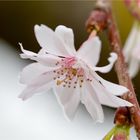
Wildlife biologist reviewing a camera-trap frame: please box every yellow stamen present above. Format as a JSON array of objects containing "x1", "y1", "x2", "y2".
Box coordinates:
[
  {"x1": 71, "y1": 68, "x2": 77, "y2": 76},
  {"x1": 57, "y1": 80, "x2": 62, "y2": 85}
]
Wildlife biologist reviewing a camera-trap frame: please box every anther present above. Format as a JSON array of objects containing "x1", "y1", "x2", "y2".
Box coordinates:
[
  {"x1": 87, "y1": 78, "x2": 90, "y2": 81},
  {"x1": 57, "y1": 80, "x2": 62, "y2": 85}
]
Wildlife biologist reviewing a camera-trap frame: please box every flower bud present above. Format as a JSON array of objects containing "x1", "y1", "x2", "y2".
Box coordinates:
[
  {"x1": 114, "y1": 107, "x2": 132, "y2": 126},
  {"x1": 113, "y1": 133, "x2": 128, "y2": 140},
  {"x1": 112, "y1": 125, "x2": 130, "y2": 140},
  {"x1": 85, "y1": 9, "x2": 108, "y2": 33},
  {"x1": 103, "y1": 125, "x2": 130, "y2": 140}
]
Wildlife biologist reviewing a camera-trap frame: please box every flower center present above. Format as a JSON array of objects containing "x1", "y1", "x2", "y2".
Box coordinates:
[{"x1": 53, "y1": 57, "x2": 92, "y2": 88}]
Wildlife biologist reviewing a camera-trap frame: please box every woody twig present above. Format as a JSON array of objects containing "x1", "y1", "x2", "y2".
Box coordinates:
[{"x1": 86, "y1": 0, "x2": 140, "y2": 139}]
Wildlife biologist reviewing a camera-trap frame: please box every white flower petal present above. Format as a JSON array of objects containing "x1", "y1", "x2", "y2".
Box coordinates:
[
  {"x1": 124, "y1": 23, "x2": 140, "y2": 78},
  {"x1": 62, "y1": 87, "x2": 80, "y2": 120},
  {"x1": 20, "y1": 45, "x2": 62, "y2": 67},
  {"x1": 92, "y1": 78, "x2": 133, "y2": 108},
  {"x1": 55, "y1": 25, "x2": 76, "y2": 55},
  {"x1": 34, "y1": 24, "x2": 71, "y2": 56},
  {"x1": 81, "y1": 82, "x2": 104, "y2": 123},
  {"x1": 131, "y1": 25, "x2": 140, "y2": 60},
  {"x1": 19, "y1": 71, "x2": 55, "y2": 100},
  {"x1": 35, "y1": 54, "x2": 62, "y2": 67},
  {"x1": 77, "y1": 36, "x2": 101, "y2": 66},
  {"x1": 94, "y1": 72, "x2": 129, "y2": 96},
  {"x1": 54, "y1": 87, "x2": 75, "y2": 106},
  {"x1": 20, "y1": 63, "x2": 49, "y2": 84},
  {"x1": 19, "y1": 43, "x2": 37, "y2": 59},
  {"x1": 128, "y1": 57, "x2": 139, "y2": 78},
  {"x1": 54, "y1": 80, "x2": 78, "y2": 106},
  {"x1": 19, "y1": 82, "x2": 53, "y2": 101},
  {"x1": 93, "y1": 52, "x2": 117, "y2": 73},
  {"x1": 54, "y1": 82, "x2": 80, "y2": 120},
  {"x1": 123, "y1": 22, "x2": 138, "y2": 62}
]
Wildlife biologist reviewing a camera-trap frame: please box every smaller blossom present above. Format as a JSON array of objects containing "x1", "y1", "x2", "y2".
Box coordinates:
[
  {"x1": 124, "y1": 0, "x2": 140, "y2": 20},
  {"x1": 123, "y1": 21, "x2": 140, "y2": 78},
  {"x1": 19, "y1": 24, "x2": 132, "y2": 122}
]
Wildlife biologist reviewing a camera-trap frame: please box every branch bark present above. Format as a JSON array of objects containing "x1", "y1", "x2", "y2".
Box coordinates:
[{"x1": 86, "y1": 0, "x2": 140, "y2": 139}]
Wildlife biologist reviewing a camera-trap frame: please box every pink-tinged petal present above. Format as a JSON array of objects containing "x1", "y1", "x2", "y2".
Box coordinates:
[
  {"x1": 38, "y1": 48, "x2": 45, "y2": 55},
  {"x1": 81, "y1": 82, "x2": 104, "y2": 123},
  {"x1": 54, "y1": 85, "x2": 75, "y2": 105},
  {"x1": 19, "y1": 82, "x2": 53, "y2": 101},
  {"x1": 54, "y1": 83, "x2": 80, "y2": 120},
  {"x1": 91, "y1": 78, "x2": 133, "y2": 108},
  {"x1": 19, "y1": 71, "x2": 55, "y2": 100},
  {"x1": 128, "y1": 57, "x2": 139, "y2": 78},
  {"x1": 55, "y1": 25, "x2": 76, "y2": 55},
  {"x1": 77, "y1": 36, "x2": 101, "y2": 66},
  {"x1": 34, "y1": 24, "x2": 71, "y2": 56},
  {"x1": 62, "y1": 87, "x2": 80, "y2": 120},
  {"x1": 20, "y1": 63, "x2": 48, "y2": 84},
  {"x1": 19, "y1": 43, "x2": 37, "y2": 59},
  {"x1": 63, "y1": 95, "x2": 80, "y2": 120},
  {"x1": 94, "y1": 72, "x2": 129, "y2": 96},
  {"x1": 35, "y1": 54, "x2": 62, "y2": 67},
  {"x1": 93, "y1": 53, "x2": 117, "y2": 73},
  {"x1": 123, "y1": 22, "x2": 138, "y2": 62},
  {"x1": 20, "y1": 45, "x2": 62, "y2": 67},
  {"x1": 54, "y1": 80, "x2": 78, "y2": 106}
]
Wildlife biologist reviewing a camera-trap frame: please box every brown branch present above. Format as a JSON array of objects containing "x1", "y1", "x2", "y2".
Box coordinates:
[{"x1": 86, "y1": 0, "x2": 140, "y2": 139}]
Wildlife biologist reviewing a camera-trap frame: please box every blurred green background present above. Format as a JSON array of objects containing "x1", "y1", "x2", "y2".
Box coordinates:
[{"x1": 0, "y1": 1, "x2": 139, "y2": 100}]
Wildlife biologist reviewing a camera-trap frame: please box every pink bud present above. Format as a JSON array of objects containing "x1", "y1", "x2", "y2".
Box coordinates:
[{"x1": 113, "y1": 132, "x2": 128, "y2": 140}]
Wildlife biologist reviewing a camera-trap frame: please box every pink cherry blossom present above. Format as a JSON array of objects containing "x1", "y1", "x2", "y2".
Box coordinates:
[{"x1": 19, "y1": 25, "x2": 132, "y2": 122}]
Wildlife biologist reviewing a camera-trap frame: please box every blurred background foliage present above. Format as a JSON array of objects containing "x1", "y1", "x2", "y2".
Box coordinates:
[{"x1": 0, "y1": 1, "x2": 139, "y2": 101}]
